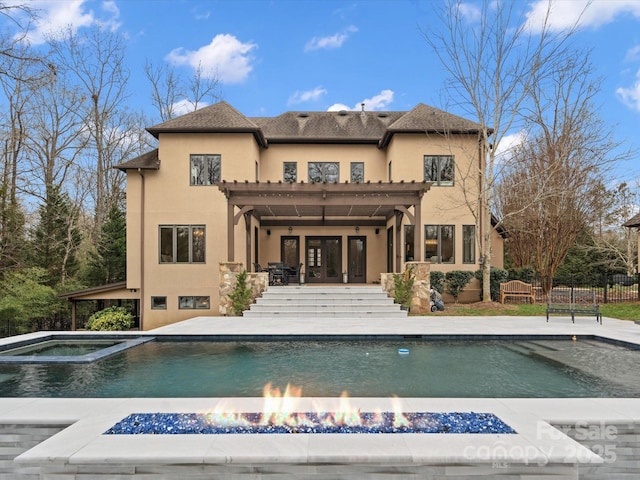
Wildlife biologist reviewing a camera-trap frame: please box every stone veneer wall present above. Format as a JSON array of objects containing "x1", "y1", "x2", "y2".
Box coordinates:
[
  {"x1": 3, "y1": 420, "x2": 640, "y2": 478},
  {"x1": 218, "y1": 262, "x2": 268, "y2": 316},
  {"x1": 381, "y1": 262, "x2": 431, "y2": 314},
  {"x1": 1, "y1": 424, "x2": 66, "y2": 479}
]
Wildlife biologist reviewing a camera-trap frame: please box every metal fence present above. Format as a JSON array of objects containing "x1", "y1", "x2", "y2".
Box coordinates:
[{"x1": 528, "y1": 273, "x2": 640, "y2": 304}]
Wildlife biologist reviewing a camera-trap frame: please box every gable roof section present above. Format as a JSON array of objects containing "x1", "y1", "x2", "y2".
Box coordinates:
[
  {"x1": 115, "y1": 148, "x2": 160, "y2": 171},
  {"x1": 380, "y1": 103, "x2": 486, "y2": 147},
  {"x1": 146, "y1": 101, "x2": 268, "y2": 147}
]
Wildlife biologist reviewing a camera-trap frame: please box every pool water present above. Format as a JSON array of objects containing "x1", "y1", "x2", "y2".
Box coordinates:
[
  {"x1": 1, "y1": 339, "x2": 639, "y2": 398},
  {"x1": 0, "y1": 339, "x2": 121, "y2": 357}
]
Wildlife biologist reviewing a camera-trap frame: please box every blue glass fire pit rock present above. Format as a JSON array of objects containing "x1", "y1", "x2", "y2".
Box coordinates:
[{"x1": 104, "y1": 411, "x2": 516, "y2": 435}]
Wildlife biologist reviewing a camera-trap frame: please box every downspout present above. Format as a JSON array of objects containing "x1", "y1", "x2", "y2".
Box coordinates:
[{"x1": 138, "y1": 168, "x2": 145, "y2": 331}]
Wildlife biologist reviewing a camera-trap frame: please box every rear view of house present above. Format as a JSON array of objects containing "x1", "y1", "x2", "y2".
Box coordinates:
[{"x1": 113, "y1": 101, "x2": 503, "y2": 329}]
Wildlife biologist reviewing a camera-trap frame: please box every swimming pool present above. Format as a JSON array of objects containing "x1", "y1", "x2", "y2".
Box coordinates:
[{"x1": 1, "y1": 337, "x2": 638, "y2": 398}]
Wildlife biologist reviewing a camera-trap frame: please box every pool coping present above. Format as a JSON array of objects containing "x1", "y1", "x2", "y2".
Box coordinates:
[{"x1": 3, "y1": 313, "x2": 640, "y2": 471}]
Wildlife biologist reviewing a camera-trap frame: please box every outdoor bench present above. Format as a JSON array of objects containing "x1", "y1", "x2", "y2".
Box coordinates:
[
  {"x1": 499, "y1": 280, "x2": 535, "y2": 304},
  {"x1": 546, "y1": 290, "x2": 602, "y2": 324}
]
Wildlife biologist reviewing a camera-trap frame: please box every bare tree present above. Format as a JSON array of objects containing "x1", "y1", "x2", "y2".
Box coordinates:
[
  {"x1": 145, "y1": 60, "x2": 220, "y2": 122},
  {"x1": 424, "y1": 0, "x2": 581, "y2": 301},
  {"x1": 22, "y1": 70, "x2": 88, "y2": 201},
  {"x1": 497, "y1": 50, "x2": 630, "y2": 291},
  {"x1": 48, "y1": 26, "x2": 130, "y2": 237},
  {"x1": 144, "y1": 60, "x2": 180, "y2": 122}
]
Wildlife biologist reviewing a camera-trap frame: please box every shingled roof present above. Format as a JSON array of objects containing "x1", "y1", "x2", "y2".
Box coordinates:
[
  {"x1": 146, "y1": 101, "x2": 267, "y2": 147},
  {"x1": 115, "y1": 148, "x2": 160, "y2": 171},
  {"x1": 623, "y1": 212, "x2": 640, "y2": 228},
  {"x1": 143, "y1": 101, "x2": 485, "y2": 148}
]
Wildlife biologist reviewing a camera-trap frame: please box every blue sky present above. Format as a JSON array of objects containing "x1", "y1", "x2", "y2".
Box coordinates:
[{"x1": 10, "y1": 0, "x2": 640, "y2": 182}]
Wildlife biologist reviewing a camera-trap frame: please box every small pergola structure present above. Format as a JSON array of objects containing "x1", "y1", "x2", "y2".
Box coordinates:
[
  {"x1": 217, "y1": 180, "x2": 431, "y2": 272},
  {"x1": 58, "y1": 282, "x2": 140, "y2": 330}
]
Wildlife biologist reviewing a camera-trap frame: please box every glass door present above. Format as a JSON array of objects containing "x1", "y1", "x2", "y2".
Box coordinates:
[
  {"x1": 347, "y1": 236, "x2": 366, "y2": 283},
  {"x1": 306, "y1": 237, "x2": 341, "y2": 283}
]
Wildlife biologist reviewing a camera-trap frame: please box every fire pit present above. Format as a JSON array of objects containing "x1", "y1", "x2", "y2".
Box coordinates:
[
  {"x1": 105, "y1": 384, "x2": 515, "y2": 435},
  {"x1": 105, "y1": 411, "x2": 516, "y2": 435}
]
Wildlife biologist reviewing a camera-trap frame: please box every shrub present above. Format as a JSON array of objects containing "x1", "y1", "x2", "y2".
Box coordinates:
[
  {"x1": 393, "y1": 266, "x2": 415, "y2": 309},
  {"x1": 229, "y1": 270, "x2": 253, "y2": 316},
  {"x1": 474, "y1": 268, "x2": 508, "y2": 302},
  {"x1": 445, "y1": 271, "x2": 474, "y2": 303},
  {"x1": 86, "y1": 306, "x2": 133, "y2": 331},
  {"x1": 430, "y1": 271, "x2": 445, "y2": 294}
]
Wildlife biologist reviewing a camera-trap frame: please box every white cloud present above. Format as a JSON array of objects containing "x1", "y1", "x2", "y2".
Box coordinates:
[
  {"x1": 288, "y1": 87, "x2": 328, "y2": 105},
  {"x1": 17, "y1": 0, "x2": 120, "y2": 45},
  {"x1": 327, "y1": 89, "x2": 394, "y2": 112},
  {"x1": 624, "y1": 45, "x2": 640, "y2": 63},
  {"x1": 327, "y1": 103, "x2": 351, "y2": 112},
  {"x1": 305, "y1": 25, "x2": 358, "y2": 52},
  {"x1": 171, "y1": 98, "x2": 209, "y2": 117},
  {"x1": 616, "y1": 69, "x2": 640, "y2": 112},
  {"x1": 494, "y1": 131, "x2": 526, "y2": 164},
  {"x1": 165, "y1": 34, "x2": 257, "y2": 84},
  {"x1": 524, "y1": 0, "x2": 640, "y2": 33},
  {"x1": 457, "y1": 2, "x2": 481, "y2": 23}
]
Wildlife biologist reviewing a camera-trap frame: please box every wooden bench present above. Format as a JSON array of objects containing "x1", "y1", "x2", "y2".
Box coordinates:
[
  {"x1": 546, "y1": 290, "x2": 602, "y2": 324},
  {"x1": 499, "y1": 280, "x2": 535, "y2": 304}
]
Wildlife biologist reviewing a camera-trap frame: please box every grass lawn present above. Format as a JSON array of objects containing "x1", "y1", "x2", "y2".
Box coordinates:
[{"x1": 430, "y1": 301, "x2": 640, "y2": 321}]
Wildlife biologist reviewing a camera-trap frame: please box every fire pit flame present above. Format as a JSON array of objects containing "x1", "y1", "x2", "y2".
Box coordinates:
[{"x1": 104, "y1": 384, "x2": 518, "y2": 435}]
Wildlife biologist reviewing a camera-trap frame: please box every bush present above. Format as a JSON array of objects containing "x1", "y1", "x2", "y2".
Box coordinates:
[
  {"x1": 229, "y1": 270, "x2": 253, "y2": 316},
  {"x1": 445, "y1": 271, "x2": 474, "y2": 303},
  {"x1": 430, "y1": 271, "x2": 445, "y2": 294},
  {"x1": 474, "y1": 268, "x2": 508, "y2": 302},
  {"x1": 86, "y1": 306, "x2": 133, "y2": 331},
  {"x1": 393, "y1": 266, "x2": 415, "y2": 309},
  {"x1": 508, "y1": 266, "x2": 535, "y2": 283}
]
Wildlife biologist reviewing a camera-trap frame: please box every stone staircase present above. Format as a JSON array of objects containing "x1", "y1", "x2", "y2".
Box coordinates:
[{"x1": 242, "y1": 285, "x2": 408, "y2": 319}]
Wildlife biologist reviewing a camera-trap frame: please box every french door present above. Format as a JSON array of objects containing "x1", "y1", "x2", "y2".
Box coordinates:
[{"x1": 305, "y1": 237, "x2": 341, "y2": 283}]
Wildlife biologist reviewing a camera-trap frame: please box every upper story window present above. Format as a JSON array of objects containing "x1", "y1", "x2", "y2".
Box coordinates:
[
  {"x1": 284, "y1": 162, "x2": 297, "y2": 182},
  {"x1": 190, "y1": 154, "x2": 221, "y2": 185},
  {"x1": 308, "y1": 162, "x2": 339, "y2": 183},
  {"x1": 350, "y1": 162, "x2": 364, "y2": 183},
  {"x1": 159, "y1": 225, "x2": 205, "y2": 263},
  {"x1": 424, "y1": 155, "x2": 454, "y2": 186}
]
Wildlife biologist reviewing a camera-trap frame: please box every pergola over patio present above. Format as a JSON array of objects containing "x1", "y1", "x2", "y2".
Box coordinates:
[{"x1": 217, "y1": 180, "x2": 431, "y2": 272}]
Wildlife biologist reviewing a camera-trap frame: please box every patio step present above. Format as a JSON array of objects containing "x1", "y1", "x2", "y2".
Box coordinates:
[{"x1": 243, "y1": 285, "x2": 407, "y2": 319}]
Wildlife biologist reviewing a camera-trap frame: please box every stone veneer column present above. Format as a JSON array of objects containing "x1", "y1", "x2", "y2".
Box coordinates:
[
  {"x1": 219, "y1": 262, "x2": 268, "y2": 316},
  {"x1": 380, "y1": 262, "x2": 431, "y2": 315},
  {"x1": 405, "y1": 261, "x2": 431, "y2": 314}
]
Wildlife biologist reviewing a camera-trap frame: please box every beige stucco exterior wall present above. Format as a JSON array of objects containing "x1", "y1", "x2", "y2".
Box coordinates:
[
  {"x1": 127, "y1": 128, "x2": 503, "y2": 329},
  {"x1": 132, "y1": 133, "x2": 260, "y2": 330}
]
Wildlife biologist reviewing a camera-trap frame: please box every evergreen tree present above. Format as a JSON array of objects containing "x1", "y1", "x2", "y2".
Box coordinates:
[
  {"x1": 30, "y1": 186, "x2": 82, "y2": 286},
  {"x1": 85, "y1": 203, "x2": 126, "y2": 286}
]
